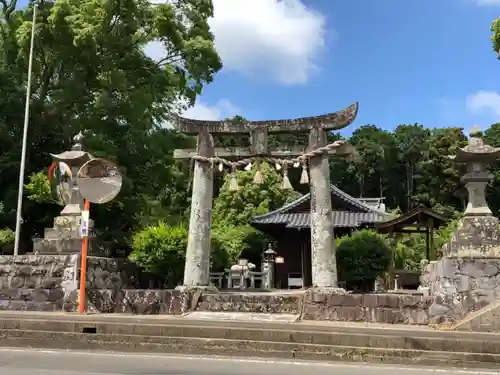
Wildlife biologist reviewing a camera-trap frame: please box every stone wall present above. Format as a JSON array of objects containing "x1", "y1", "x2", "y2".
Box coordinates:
[
  {"x1": 67, "y1": 289, "x2": 189, "y2": 314},
  {"x1": 301, "y1": 290, "x2": 431, "y2": 325},
  {"x1": 193, "y1": 290, "x2": 431, "y2": 325},
  {"x1": 421, "y1": 257, "x2": 500, "y2": 324},
  {"x1": 85, "y1": 257, "x2": 139, "y2": 289},
  {"x1": 196, "y1": 292, "x2": 302, "y2": 314},
  {"x1": 0, "y1": 254, "x2": 78, "y2": 311}
]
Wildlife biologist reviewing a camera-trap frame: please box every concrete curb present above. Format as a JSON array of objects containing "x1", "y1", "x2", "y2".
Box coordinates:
[
  {"x1": 2, "y1": 319, "x2": 500, "y2": 354},
  {"x1": 0, "y1": 329, "x2": 499, "y2": 369}
]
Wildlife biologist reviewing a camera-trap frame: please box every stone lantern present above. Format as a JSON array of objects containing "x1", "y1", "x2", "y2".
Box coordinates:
[
  {"x1": 420, "y1": 126, "x2": 500, "y2": 323},
  {"x1": 32, "y1": 132, "x2": 102, "y2": 255},
  {"x1": 445, "y1": 126, "x2": 500, "y2": 257}
]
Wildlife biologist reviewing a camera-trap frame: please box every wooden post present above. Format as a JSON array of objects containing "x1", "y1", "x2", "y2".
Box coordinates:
[
  {"x1": 182, "y1": 127, "x2": 215, "y2": 287},
  {"x1": 308, "y1": 127, "x2": 337, "y2": 288},
  {"x1": 78, "y1": 199, "x2": 90, "y2": 313}
]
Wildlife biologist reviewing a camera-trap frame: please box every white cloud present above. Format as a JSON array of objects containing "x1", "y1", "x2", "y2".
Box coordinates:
[
  {"x1": 181, "y1": 99, "x2": 240, "y2": 120},
  {"x1": 145, "y1": 0, "x2": 327, "y2": 85},
  {"x1": 210, "y1": 0, "x2": 326, "y2": 84},
  {"x1": 466, "y1": 90, "x2": 500, "y2": 118}
]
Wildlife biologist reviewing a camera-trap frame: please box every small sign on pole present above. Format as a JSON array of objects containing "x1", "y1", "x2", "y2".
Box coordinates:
[
  {"x1": 78, "y1": 199, "x2": 90, "y2": 314},
  {"x1": 80, "y1": 210, "x2": 89, "y2": 238}
]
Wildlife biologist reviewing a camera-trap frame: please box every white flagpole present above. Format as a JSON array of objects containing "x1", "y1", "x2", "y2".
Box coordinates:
[{"x1": 14, "y1": 2, "x2": 38, "y2": 256}]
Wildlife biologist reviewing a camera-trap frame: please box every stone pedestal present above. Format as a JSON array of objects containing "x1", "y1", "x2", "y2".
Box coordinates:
[
  {"x1": 422, "y1": 215, "x2": 500, "y2": 323},
  {"x1": 421, "y1": 256, "x2": 500, "y2": 323},
  {"x1": 420, "y1": 127, "x2": 500, "y2": 324},
  {"x1": 32, "y1": 215, "x2": 107, "y2": 256},
  {"x1": 444, "y1": 215, "x2": 500, "y2": 257}
]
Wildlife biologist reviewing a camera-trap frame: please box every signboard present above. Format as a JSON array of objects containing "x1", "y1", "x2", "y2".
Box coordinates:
[
  {"x1": 80, "y1": 210, "x2": 89, "y2": 238},
  {"x1": 275, "y1": 256, "x2": 284, "y2": 264}
]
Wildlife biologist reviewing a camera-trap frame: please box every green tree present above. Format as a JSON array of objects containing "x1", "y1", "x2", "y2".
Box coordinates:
[
  {"x1": 393, "y1": 124, "x2": 430, "y2": 211},
  {"x1": 348, "y1": 125, "x2": 398, "y2": 203},
  {"x1": 0, "y1": 0, "x2": 220, "y2": 249},
  {"x1": 129, "y1": 222, "x2": 187, "y2": 285},
  {"x1": 413, "y1": 127, "x2": 466, "y2": 215},
  {"x1": 213, "y1": 162, "x2": 300, "y2": 227},
  {"x1": 336, "y1": 230, "x2": 392, "y2": 291}
]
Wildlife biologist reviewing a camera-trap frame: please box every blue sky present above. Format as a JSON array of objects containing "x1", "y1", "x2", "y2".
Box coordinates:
[{"x1": 178, "y1": 0, "x2": 500, "y2": 134}]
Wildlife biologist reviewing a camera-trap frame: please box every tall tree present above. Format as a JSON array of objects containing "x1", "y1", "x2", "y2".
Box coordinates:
[
  {"x1": 413, "y1": 127, "x2": 466, "y2": 215},
  {"x1": 0, "y1": 0, "x2": 221, "y2": 248},
  {"x1": 393, "y1": 124, "x2": 430, "y2": 211}
]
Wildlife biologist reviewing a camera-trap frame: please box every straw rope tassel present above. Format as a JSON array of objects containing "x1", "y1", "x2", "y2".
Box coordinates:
[
  {"x1": 300, "y1": 162, "x2": 309, "y2": 184},
  {"x1": 281, "y1": 165, "x2": 293, "y2": 190},
  {"x1": 253, "y1": 160, "x2": 264, "y2": 184},
  {"x1": 229, "y1": 165, "x2": 239, "y2": 191}
]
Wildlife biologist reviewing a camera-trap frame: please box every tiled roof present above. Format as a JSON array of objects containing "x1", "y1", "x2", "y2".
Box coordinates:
[
  {"x1": 250, "y1": 184, "x2": 392, "y2": 229},
  {"x1": 252, "y1": 211, "x2": 386, "y2": 228}
]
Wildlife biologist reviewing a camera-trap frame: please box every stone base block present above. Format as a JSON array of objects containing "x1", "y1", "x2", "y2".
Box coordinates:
[
  {"x1": 67, "y1": 289, "x2": 190, "y2": 315},
  {"x1": 301, "y1": 291, "x2": 431, "y2": 324},
  {"x1": 33, "y1": 237, "x2": 107, "y2": 256},
  {"x1": 421, "y1": 256, "x2": 500, "y2": 324},
  {"x1": 445, "y1": 215, "x2": 500, "y2": 257},
  {"x1": 196, "y1": 291, "x2": 303, "y2": 314}
]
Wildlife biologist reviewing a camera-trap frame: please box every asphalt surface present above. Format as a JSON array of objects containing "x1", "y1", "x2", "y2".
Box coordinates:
[{"x1": 0, "y1": 348, "x2": 497, "y2": 375}]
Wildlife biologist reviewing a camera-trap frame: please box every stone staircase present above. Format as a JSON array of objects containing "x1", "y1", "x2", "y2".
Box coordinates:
[
  {"x1": 1, "y1": 312, "x2": 500, "y2": 368},
  {"x1": 452, "y1": 299, "x2": 500, "y2": 332}
]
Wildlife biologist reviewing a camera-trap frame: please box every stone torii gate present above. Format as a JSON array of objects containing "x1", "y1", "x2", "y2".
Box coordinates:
[{"x1": 172, "y1": 102, "x2": 359, "y2": 289}]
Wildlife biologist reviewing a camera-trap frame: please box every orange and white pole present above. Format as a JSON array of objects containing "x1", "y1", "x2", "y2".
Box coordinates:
[{"x1": 78, "y1": 199, "x2": 90, "y2": 313}]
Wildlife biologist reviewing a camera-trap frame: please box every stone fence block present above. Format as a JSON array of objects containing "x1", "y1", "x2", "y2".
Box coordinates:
[{"x1": 301, "y1": 291, "x2": 431, "y2": 325}]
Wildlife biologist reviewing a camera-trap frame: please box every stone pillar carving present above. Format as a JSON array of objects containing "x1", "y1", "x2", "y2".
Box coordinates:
[
  {"x1": 182, "y1": 127, "x2": 215, "y2": 287},
  {"x1": 308, "y1": 128, "x2": 337, "y2": 288}
]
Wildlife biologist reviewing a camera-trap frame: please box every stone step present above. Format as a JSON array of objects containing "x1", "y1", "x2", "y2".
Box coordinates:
[
  {"x1": 452, "y1": 299, "x2": 500, "y2": 332},
  {"x1": 1, "y1": 328, "x2": 500, "y2": 368},
  {"x1": 196, "y1": 292, "x2": 303, "y2": 314},
  {"x1": 185, "y1": 311, "x2": 299, "y2": 323},
  {"x1": 3, "y1": 314, "x2": 500, "y2": 354}
]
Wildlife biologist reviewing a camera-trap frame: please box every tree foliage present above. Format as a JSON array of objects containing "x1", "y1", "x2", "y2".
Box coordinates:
[
  {"x1": 2, "y1": 1, "x2": 500, "y2": 282},
  {"x1": 336, "y1": 230, "x2": 392, "y2": 291},
  {"x1": 129, "y1": 222, "x2": 187, "y2": 283},
  {"x1": 0, "y1": 0, "x2": 220, "y2": 245}
]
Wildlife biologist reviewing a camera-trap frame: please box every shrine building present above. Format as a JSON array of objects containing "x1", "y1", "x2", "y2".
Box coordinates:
[{"x1": 250, "y1": 185, "x2": 392, "y2": 289}]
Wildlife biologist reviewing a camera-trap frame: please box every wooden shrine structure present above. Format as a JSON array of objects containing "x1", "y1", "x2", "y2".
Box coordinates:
[
  {"x1": 251, "y1": 184, "x2": 391, "y2": 288},
  {"x1": 375, "y1": 205, "x2": 447, "y2": 261}
]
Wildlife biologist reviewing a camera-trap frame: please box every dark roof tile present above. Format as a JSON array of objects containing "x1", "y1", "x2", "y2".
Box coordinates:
[{"x1": 252, "y1": 211, "x2": 386, "y2": 228}]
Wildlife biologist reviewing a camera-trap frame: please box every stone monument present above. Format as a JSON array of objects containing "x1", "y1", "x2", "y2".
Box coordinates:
[
  {"x1": 445, "y1": 126, "x2": 500, "y2": 256},
  {"x1": 32, "y1": 132, "x2": 104, "y2": 256},
  {"x1": 421, "y1": 126, "x2": 500, "y2": 323},
  {"x1": 172, "y1": 103, "x2": 358, "y2": 290}
]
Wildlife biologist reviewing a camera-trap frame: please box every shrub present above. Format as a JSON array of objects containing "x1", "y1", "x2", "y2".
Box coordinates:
[
  {"x1": 211, "y1": 224, "x2": 265, "y2": 269},
  {"x1": 0, "y1": 228, "x2": 14, "y2": 249},
  {"x1": 129, "y1": 222, "x2": 187, "y2": 283},
  {"x1": 336, "y1": 229, "x2": 392, "y2": 291}
]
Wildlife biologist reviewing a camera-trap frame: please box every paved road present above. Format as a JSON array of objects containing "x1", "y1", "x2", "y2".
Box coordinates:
[{"x1": 0, "y1": 348, "x2": 496, "y2": 375}]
